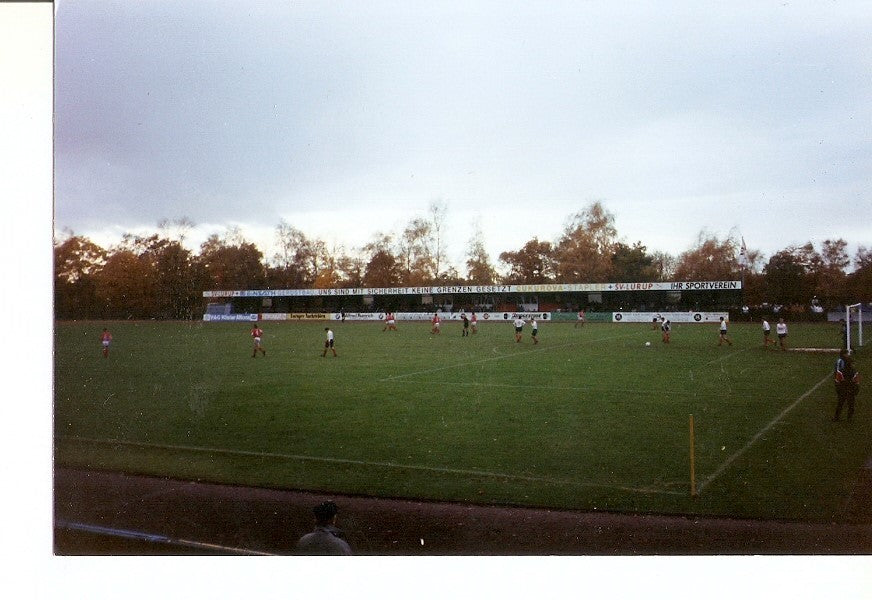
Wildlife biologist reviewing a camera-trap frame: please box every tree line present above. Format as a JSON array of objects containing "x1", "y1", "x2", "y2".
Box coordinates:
[{"x1": 54, "y1": 203, "x2": 871, "y2": 320}]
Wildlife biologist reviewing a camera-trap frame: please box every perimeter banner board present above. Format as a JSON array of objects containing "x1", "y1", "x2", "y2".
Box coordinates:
[
  {"x1": 203, "y1": 281, "x2": 741, "y2": 298},
  {"x1": 612, "y1": 311, "x2": 728, "y2": 323},
  {"x1": 203, "y1": 312, "x2": 554, "y2": 322},
  {"x1": 202, "y1": 313, "x2": 259, "y2": 322}
]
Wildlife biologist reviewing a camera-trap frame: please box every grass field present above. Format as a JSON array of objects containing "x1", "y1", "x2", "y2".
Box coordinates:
[{"x1": 54, "y1": 318, "x2": 871, "y2": 522}]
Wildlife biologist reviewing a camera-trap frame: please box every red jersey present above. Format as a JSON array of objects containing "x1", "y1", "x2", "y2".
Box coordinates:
[
  {"x1": 251, "y1": 327, "x2": 263, "y2": 338},
  {"x1": 100, "y1": 331, "x2": 112, "y2": 342},
  {"x1": 432, "y1": 315, "x2": 441, "y2": 324}
]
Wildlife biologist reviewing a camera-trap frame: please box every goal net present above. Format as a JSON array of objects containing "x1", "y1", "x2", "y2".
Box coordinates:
[{"x1": 845, "y1": 303, "x2": 865, "y2": 352}]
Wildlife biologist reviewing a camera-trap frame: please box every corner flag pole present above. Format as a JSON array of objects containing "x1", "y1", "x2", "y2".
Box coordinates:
[{"x1": 689, "y1": 414, "x2": 698, "y2": 498}]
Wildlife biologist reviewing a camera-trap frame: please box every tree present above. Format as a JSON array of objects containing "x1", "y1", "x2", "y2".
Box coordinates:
[
  {"x1": 157, "y1": 217, "x2": 195, "y2": 244},
  {"x1": 673, "y1": 232, "x2": 740, "y2": 281},
  {"x1": 611, "y1": 241, "x2": 658, "y2": 282},
  {"x1": 363, "y1": 249, "x2": 401, "y2": 287},
  {"x1": 397, "y1": 217, "x2": 436, "y2": 285},
  {"x1": 763, "y1": 245, "x2": 816, "y2": 306},
  {"x1": 553, "y1": 201, "x2": 617, "y2": 282},
  {"x1": 112, "y1": 233, "x2": 202, "y2": 319},
  {"x1": 272, "y1": 221, "x2": 328, "y2": 288},
  {"x1": 499, "y1": 238, "x2": 555, "y2": 284},
  {"x1": 334, "y1": 252, "x2": 365, "y2": 288},
  {"x1": 93, "y1": 248, "x2": 156, "y2": 319},
  {"x1": 464, "y1": 219, "x2": 497, "y2": 284},
  {"x1": 198, "y1": 230, "x2": 267, "y2": 291},
  {"x1": 812, "y1": 239, "x2": 850, "y2": 307},
  {"x1": 649, "y1": 250, "x2": 676, "y2": 281},
  {"x1": 148, "y1": 238, "x2": 200, "y2": 319},
  {"x1": 54, "y1": 233, "x2": 107, "y2": 319},
  {"x1": 428, "y1": 199, "x2": 449, "y2": 279},
  {"x1": 848, "y1": 246, "x2": 872, "y2": 302}
]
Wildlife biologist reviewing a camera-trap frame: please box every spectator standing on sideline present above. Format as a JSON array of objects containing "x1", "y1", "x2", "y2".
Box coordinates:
[
  {"x1": 776, "y1": 318, "x2": 788, "y2": 351},
  {"x1": 296, "y1": 501, "x2": 353, "y2": 555},
  {"x1": 251, "y1": 323, "x2": 266, "y2": 358},
  {"x1": 322, "y1": 327, "x2": 337, "y2": 357},
  {"x1": 762, "y1": 318, "x2": 773, "y2": 348},
  {"x1": 833, "y1": 352, "x2": 860, "y2": 422},
  {"x1": 100, "y1": 328, "x2": 112, "y2": 358},
  {"x1": 718, "y1": 317, "x2": 733, "y2": 346}
]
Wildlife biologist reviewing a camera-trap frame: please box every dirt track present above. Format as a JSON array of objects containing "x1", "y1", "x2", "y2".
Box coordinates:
[{"x1": 54, "y1": 467, "x2": 872, "y2": 555}]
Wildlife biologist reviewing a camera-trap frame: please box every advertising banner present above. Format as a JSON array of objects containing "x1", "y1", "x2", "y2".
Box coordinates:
[
  {"x1": 286, "y1": 313, "x2": 330, "y2": 320},
  {"x1": 611, "y1": 311, "x2": 728, "y2": 323},
  {"x1": 204, "y1": 281, "x2": 741, "y2": 298},
  {"x1": 202, "y1": 313, "x2": 259, "y2": 322}
]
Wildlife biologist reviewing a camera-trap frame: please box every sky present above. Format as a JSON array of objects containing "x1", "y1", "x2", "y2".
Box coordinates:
[{"x1": 53, "y1": 0, "x2": 872, "y2": 272}]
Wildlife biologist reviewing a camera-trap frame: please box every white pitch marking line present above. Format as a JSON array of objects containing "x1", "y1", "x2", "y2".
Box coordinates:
[
  {"x1": 60, "y1": 435, "x2": 683, "y2": 496},
  {"x1": 382, "y1": 379, "x2": 735, "y2": 399},
  {"x1": 697, "y1": 373, "x2": 832, "y2": 493},
  {"x1": 379, "y1": 330, "x2": 644, "y2": 383},
  {"x1": 56, "y1": 520, "x2": 274, "y2": 556},
  {"x1": 703, "y1": 347, "x2": 750, "y2": 366}
]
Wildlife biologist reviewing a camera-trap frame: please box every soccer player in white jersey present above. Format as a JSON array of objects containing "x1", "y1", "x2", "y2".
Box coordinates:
[
  {"x1": 718, "y1": 317, "x2": 733, "y2": 346},
  {"x1": 776, "y1": 318, "x2": 788, "y2": 351},
  {"x1": 762, "y1": 318, "x2": 773, "y2": 347},
  {"x1": 661, "y1": 319, "x2": 671, "y2": 343},
  {"x1": 322, "y1": 327, "x2": 337, "y2": 357},
  {"x1": 513, "y1": 316, "x2": 525, "y2": 343},
  {"x1": 531, "y1": 318, "x2": 539, "y2": 344}
]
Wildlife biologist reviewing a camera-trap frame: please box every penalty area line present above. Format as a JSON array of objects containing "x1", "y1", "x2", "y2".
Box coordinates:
[
  {"x1": 58, "y1": 435, "x2": 682, "y2": 496},
  {"x1": 697, "y1": 373, "x2": 832, "y2": 494}
]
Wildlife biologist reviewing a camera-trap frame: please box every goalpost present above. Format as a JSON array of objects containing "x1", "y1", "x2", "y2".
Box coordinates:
[{"x1": 845, "y1": 303, "x2": 864, "y2": 352}]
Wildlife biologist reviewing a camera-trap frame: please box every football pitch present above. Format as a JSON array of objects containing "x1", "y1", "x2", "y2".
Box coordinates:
[{"x1": 54, "y1": 319, "x2": 870, "y2": 522}]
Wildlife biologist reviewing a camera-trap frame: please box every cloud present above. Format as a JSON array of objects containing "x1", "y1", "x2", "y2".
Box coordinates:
[{"x1": 54, "y1": 1, "x2": 872, "y2": 266}]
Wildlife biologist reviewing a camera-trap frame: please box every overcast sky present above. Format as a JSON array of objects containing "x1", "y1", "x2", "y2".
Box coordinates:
[{"x1": 54, "y1": 0, "x2": 872, "y2": 272}]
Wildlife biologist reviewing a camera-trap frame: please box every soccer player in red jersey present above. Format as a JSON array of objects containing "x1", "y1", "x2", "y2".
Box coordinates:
[
  {"x1": 251, "y1": 324, "x2": 266, "y2": 357},
  {"x1": 100, "y1": 328, "x2": 112, "y2": 358},
  {"x1": 431, "y1": 313, "x2": 441, "y2": 334},
  {"x1": 383, "y1": 312, "x2": 397, "y2": 332},
  {"x1": 470, "y1": 312, "x2": 478, "y2": 334}
]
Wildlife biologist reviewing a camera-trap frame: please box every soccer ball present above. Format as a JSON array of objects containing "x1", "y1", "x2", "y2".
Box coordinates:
[{"x1": 645, "y1": 341, "x2": 651, "y2": 346}]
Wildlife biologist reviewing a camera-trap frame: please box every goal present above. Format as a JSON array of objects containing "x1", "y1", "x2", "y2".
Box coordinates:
[{"x1": 845, "y1": 303, "x2": 865, "y2": 352}]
